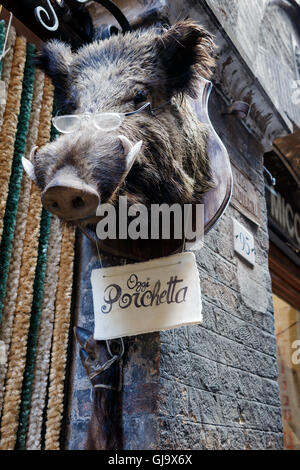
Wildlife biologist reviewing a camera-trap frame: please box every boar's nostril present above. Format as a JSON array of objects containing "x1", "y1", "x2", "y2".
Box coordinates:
[
  {"x1": 41, "y1": 171, "x2": 99, "y2": 222},
  {"x1": 72, "y1": 196, "x2": 85, "y2": 209}
]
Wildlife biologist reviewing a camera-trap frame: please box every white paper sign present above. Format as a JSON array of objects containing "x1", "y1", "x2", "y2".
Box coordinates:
[{"x1": 91, "y1": 252, "x2": 202, "y2": 340}]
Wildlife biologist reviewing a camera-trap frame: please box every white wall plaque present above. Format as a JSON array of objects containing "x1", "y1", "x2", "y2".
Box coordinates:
[
  {"x1": 233, "y1": 218, "x2": 255, "y2": 266},
  {"x1": 91, "y1": 252, "x2": 202, "y2": 340}
]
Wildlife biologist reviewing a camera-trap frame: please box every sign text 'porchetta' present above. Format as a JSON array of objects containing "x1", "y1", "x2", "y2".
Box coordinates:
[
  {"x1": 101, "y1": 273, "x2": 188, "y2": 314},
  {"x1": 91, "y1": 252, "x2": 202, "y2": 340}
]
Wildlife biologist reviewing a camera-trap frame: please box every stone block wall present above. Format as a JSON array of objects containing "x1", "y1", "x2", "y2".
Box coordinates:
[
  {"x1": 156, "y1": 84, "x2": 283, "y2": 450},
  {"x1": 65, "y1": 0, "x2": 285, "y2": 450}
]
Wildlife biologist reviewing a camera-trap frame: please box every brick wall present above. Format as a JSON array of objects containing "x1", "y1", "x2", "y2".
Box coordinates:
[
  {"x1": 157, "y1": 87, "x2": 283, "y2": 450},
  {"x1": 65, "y1": 0, "x2": 286, "y2": 449}
]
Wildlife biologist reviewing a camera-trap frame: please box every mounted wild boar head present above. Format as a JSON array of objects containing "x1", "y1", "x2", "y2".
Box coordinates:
[{"x1": 23, "y1": 20, "x2": 215, "y2": 228}]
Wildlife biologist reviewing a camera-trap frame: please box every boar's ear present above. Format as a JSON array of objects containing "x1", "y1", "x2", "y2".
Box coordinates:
[
  {"x1": 157, "y1": 20, "x2": 215, "y2": 98},
  {"x1": 35, "y1": 40, "x2": 73, "y2": 107}
]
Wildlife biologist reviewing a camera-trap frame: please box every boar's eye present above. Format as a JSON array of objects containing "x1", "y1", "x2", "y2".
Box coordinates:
[{"x1": 134, "y1": 90, "x2": 147, "y2": 104}]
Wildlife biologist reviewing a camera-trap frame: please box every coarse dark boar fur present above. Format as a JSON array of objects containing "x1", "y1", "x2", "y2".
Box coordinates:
[{"x1": 32, "y1": 20, "x2": 216, "y2": 227}]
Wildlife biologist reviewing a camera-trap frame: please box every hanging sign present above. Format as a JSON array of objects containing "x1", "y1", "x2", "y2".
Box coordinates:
[
  {"x1": 264, "y1": 150, "x2": 300, "y2": 263},
  {"x1": 91, "y1": 252, "x2": 202, "y2": 340},
  {"x1": 266, "y1": 186, "x2": 300, "y2": 252},
  {"x1": 230, "y1": 163, "x2": 261, "y2": 226}
]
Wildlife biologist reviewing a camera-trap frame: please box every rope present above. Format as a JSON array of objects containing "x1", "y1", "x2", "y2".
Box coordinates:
[
  {"x1": 44, "y1": 224, "x2": 75, "y2": 450},
  {"x1": 0, "y1": 70, "x2": 44, "y2": 419},
  {"x1": 0, "y1": 20, "x2": 6, "y2": 75},
  {"x1": 0, "y1": 35, "x2": 26, "y2": 243},
  {"x1": 26, "y1": 216, "x2": 62, "y2": 450},
  {"x1": 16, "y1": 208, "x2": 52, "y2": 449},
  {"x1": 17, "y1": 121, "x2": 59, "y2": 450},
  {"x1": 0, "y1": 76, "x2": 54, "y2": 450},
  {"x1": 0, "y1": 43, "x2": 35, "y2": 325},
  {"x1": 0, "y1": 25, "x2": 16, "y2": 130}
]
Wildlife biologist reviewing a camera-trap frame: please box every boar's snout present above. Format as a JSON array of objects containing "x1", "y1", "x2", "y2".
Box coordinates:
[{"x1": 42, "y1": 168, "x2": 99, "y2": 221}]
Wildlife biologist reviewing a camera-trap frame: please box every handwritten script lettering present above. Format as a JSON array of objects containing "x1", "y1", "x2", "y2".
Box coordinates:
[
  {"x1": 91, "y1": 252, "x2": 202, "y2": 340},
  {"x1": 101, "y1": 274, "x2": 188, "y2": 314}
]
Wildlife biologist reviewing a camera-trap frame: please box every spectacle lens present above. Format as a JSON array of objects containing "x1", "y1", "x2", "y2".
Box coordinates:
[
  {"x1": 52, "y1": 115, "x2": 82, "y2": 134},
  {"x1": 93, "y1": 113, "x2": 123, "y2": 131}
]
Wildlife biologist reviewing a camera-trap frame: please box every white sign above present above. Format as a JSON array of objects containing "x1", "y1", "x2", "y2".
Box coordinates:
[
  {"x1": 233, "y1": 218, "x2": 255, "y2": 266},
  {"x1": 91, "y1": 252, "x2": 202, "y2": 340}
]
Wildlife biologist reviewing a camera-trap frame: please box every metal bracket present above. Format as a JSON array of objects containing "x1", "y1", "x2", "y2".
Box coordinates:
[
  {"x1": 75, "y1": 327, "x2": 125, "y2": 392},
  {"x1": 222, "y1": 101, "x2": 251, "y2": 119},
  {"x1": 263, "y1": 166, "x2": 276, "y2": 186}
]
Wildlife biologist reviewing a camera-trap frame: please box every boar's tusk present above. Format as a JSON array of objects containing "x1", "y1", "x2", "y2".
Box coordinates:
[
  {"x1": 22, "y1": 157, "x2": 37, "y2": 183},
  {"x1": 29, "y1": 145, "x2": 39, "y2": 160},
  {"x1": 22, "y1": 146, "x2": 38, "y2": 182},
  {"x1": 118, "y1": 135, "x2": 142, "y2": 171},
  {"x1": 107, "y1": 137, "x2": 143, "y2": 203},
  {"x1": 126, "y1": 140, "x2": 142, "y2": 170},
  {"x1": 118, "y1": 135, "x2": 132, "y2": 155}
]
